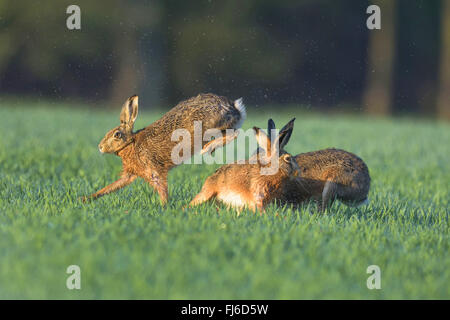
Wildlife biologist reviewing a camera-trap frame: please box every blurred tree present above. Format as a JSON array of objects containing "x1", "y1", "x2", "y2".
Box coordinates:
[
  {"x1": 0, "y1": 0, "x2": 159, "y2": 104},
  {"x1": 363, "y1": 0, "x2": 397, "y2": 115},
  {"x1": 437, "y1": 0, "x2": 450, "y2": 120},
  {"x1": 162, "y1": 0, "x2": 297, "y2": 103},
  {"x1": 107, "y1": 1, "x2": 162, "y2": 105},
  {"x1": 0, "y1": 1, "x2": 114, "y2": 98},
  {"x1": 162, "y1": 0, "x2": 368, "y2": 107},
  {"x1": 0, "y1": 0, "x2": 443, "y2": 118},
  {"x1": 394, "y1": 0, "x2": 441, "y2": 116}
]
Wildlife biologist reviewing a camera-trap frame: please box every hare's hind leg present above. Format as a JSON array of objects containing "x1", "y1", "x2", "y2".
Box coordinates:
[
  {"x1": 144, "y1": 172, "x2": 169, "y2": 205},
  {"x1": 189, "y1": 179, "x2": 217, "y2": 207},
  {"x1": 189, "y1": 189, "x2": 216, "y2": 207},
  {"x1": 201, "y1": 130, "x2": 239, "y2": 155},
  {"x1": 336, "y1": 184, "x2": 369, "y2": 207}
]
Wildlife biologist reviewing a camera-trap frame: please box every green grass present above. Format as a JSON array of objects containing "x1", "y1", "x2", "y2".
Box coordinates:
[{"x1": 0, "y1": 103, "x2": 448, "y2": 299}]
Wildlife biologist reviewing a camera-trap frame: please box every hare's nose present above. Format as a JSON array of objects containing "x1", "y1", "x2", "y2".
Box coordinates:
[{"x1": 98, "y1": 145, "x2": 104, "y2": 153}]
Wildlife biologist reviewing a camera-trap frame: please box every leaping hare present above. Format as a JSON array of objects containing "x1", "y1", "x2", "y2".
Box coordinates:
[
  {"x1": 82, "y1": 93, "x2": 246, "y2": 204},
  {"x1": 188, "y1": 126, "x2": 302, "y2": 212},
  {"x1": 264, "y1": 118, "x2": 371, "y2": 211}
]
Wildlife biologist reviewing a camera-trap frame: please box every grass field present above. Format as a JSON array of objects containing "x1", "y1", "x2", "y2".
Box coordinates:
[{"x1": 0, "y1": 102, "x2": 449, "y2": 299}]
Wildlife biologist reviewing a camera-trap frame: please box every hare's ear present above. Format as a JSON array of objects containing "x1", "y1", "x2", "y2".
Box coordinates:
[
  {"x1": 254, "y1": 127, "x2": 272, "y2": 158},
  {"x1": 272, "y1": 121, "x2": 293, "y2": 156},
  {"x1": 120, "y1": 95, "x2": 139, "y2": 130},
  {"x1": 267, "y1": 119, "x2": 276, "y2": 140},
  {"x1": 278, "y1": 118, "x2": 295, "y2": 149}
]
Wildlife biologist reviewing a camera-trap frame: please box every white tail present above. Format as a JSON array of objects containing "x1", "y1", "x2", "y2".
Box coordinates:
[
  {"x1": 234, "y1": 98, "x2": 246, "y2": 129},
  {"x1": 342, "y1": 197, "x2": 369, "y2": 207}
]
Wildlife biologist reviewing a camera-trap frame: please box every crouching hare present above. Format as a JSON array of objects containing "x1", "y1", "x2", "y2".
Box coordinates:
[
  {"x1": 82, "y1": 93, "x2": 246, "y2": 204},
  {"x1": 188, "y1": 126, "x2": 302, "y2": 212},
  {"x1": 265, "y1": 119, "x2": 371, "y2": 211}
]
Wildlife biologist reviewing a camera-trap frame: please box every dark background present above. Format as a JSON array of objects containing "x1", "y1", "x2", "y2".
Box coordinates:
[{"x1": 0, "y1": 0, "x2": 449, "y2": 119}]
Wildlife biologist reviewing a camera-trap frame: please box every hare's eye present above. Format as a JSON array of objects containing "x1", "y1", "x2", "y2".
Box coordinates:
[
  {"x1": 283, "y1": 155, "x2": 291, "y2": 163},
  {"x1": 114, "y1": 131, "x2": 122, "y2": 139}
]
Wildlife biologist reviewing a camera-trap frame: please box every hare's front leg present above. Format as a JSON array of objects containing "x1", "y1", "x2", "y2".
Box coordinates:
[{"x1": 82, "y1": 173, "x2": 137, "y2": 202}]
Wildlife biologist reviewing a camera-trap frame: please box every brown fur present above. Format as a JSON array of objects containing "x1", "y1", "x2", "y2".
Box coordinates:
[
  {"x1": 268, "y1": 119, "x2": 371, "y2": 211},
  {"x1": 82, "y1": 93, "x2": 246, "y2": 204},
  {"x1": 189, "y1": 127, "x2": 302, "y2": 212}
]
